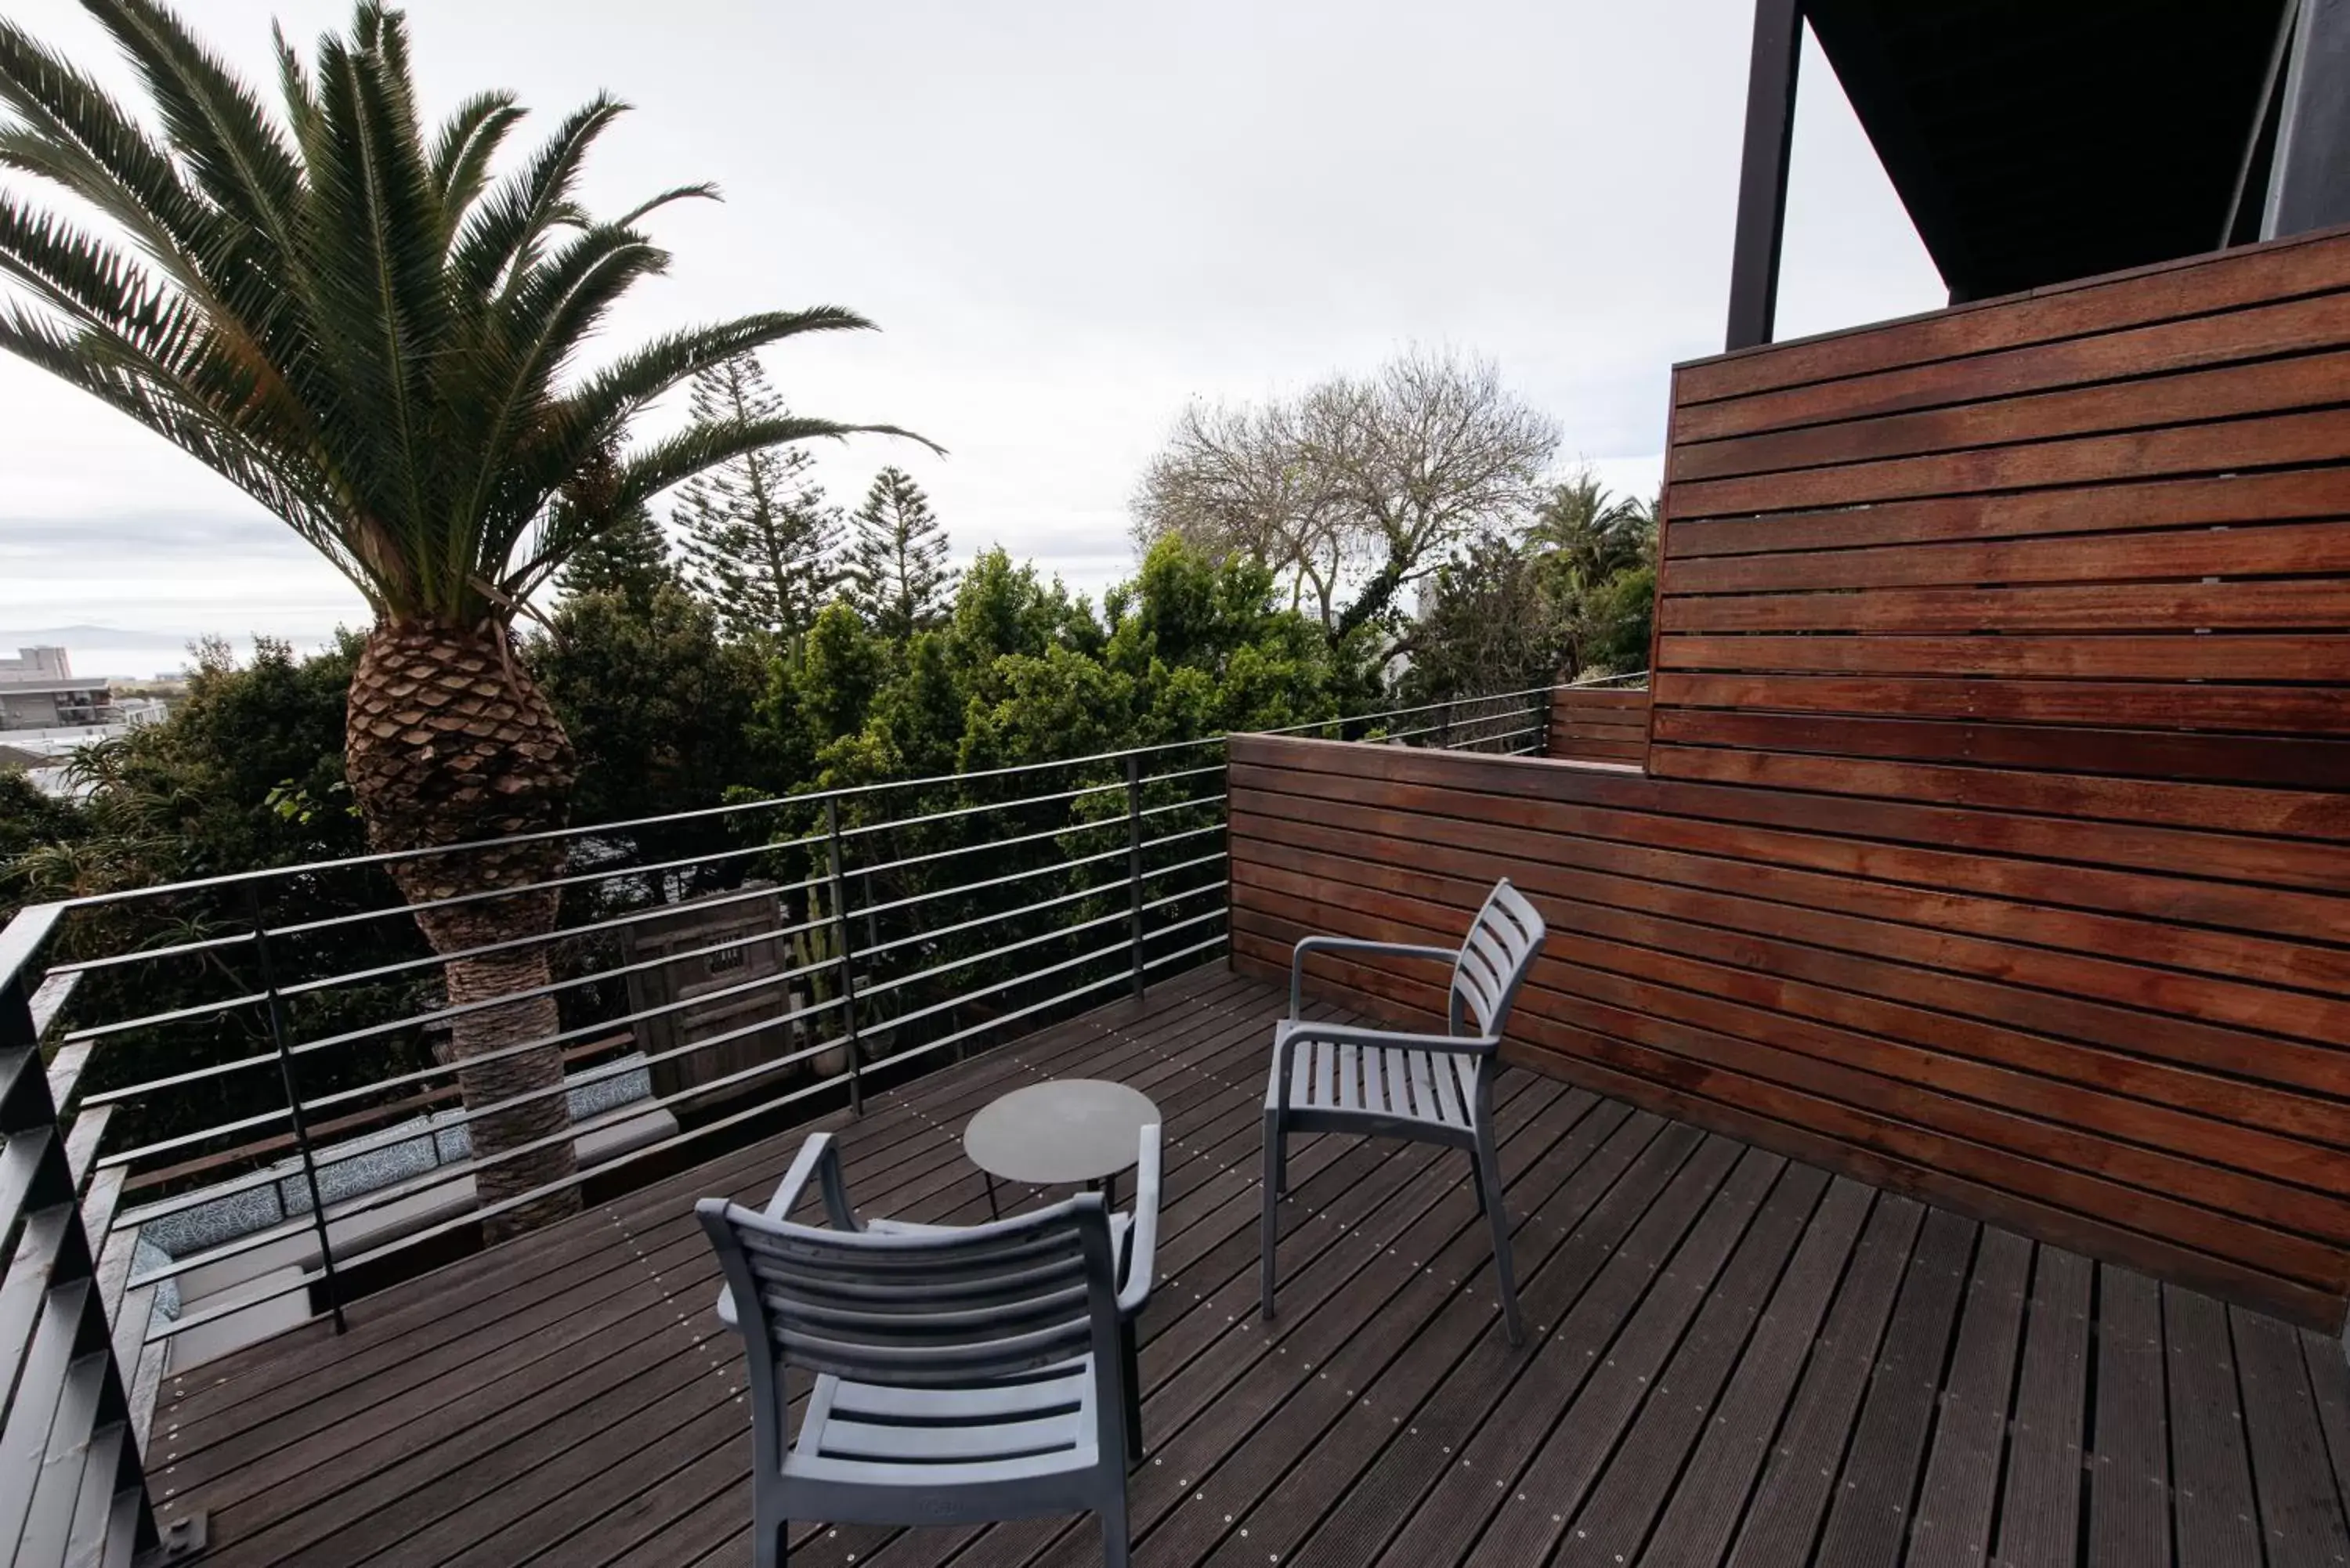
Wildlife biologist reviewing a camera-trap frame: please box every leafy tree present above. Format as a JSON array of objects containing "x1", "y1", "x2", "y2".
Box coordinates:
[
  {"x1": 676, "y1": 354, "x2": 847, "y2": 645},
  {"x1": 530, "y1": 582, "x2": 764, "y2": 861},
  {"x1": 847, "y1": 467, "x2": 956, "y2": 637},
  {"x1": 559, "y1": 504, "x2": 676, "y2": 609},
  {"x1": 1527, "y1": 472, "x2": 1654, "y2": 595},
  {"x1": 1397, "y1": 532, "x2": 1570, "y2": 701},
  {"x1": 1577, "y1": 563, "x2": 1658, "y2": 674},
  {"x1": 0, "y1": 0, "x2": 907, "y2": 1235}
]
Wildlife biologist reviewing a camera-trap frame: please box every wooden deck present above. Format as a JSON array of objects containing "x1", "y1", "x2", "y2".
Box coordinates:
[{"x1": 148, "y1": 965, "x2": 2350, "y2": 1567}]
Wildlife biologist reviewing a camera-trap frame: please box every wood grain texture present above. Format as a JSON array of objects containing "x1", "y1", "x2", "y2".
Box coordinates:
[{"x1": 1227, "y1": 725, "x2": 2350, "y2": 1328}]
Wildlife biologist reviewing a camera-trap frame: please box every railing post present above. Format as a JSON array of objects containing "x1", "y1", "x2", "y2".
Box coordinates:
[
  {"x1": 1126, "y1": 754, "x2": 1145, "y2": 1003},
  {"x1": 246, "y1": 887, "x2": 345, "y2": 1333},
  {"x1": 1537, "y1": 686, "x2": 1556, "y2": 759},
  {"x1": 825, "y1": 797, "x2": 866, "y2": 1115},
  {"x1": 1438, "y1": 698, "x2": 1455, "y2": 750}
]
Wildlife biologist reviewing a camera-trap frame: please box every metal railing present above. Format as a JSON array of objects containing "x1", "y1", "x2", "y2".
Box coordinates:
[{"x1": 0, "y1": 672, "x2": 1641, "y2": 1535}]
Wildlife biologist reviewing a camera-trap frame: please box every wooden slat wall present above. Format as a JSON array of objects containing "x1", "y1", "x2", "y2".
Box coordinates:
[
  {"x1": 1229, "y1": 226, "x2": 2350, "y2": 1330},
  {"x1": 1545, "y1": 688, "x2": 1651, "y2": 765}
]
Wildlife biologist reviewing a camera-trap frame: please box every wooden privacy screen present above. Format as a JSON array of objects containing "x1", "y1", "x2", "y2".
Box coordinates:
[
  {"x1": 1544, "y1": 687, "x2": 1650, "y2": 764},
  {"x1": 1230, "y1": 224, "x2": 2350, "y2": 1328}
]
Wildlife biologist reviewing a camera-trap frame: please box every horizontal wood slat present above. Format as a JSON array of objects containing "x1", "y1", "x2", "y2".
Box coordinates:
[
  {"x1": 1654, "y1": 227, "x2": 2350, "y2": 799},
  {"x1": 1546, "y1": 688, "x2": 1652, "y2": 767},
  {"x1": 1674, "y1": 219, "x2": 2350, "y2": 406},
  {"x1": 1227, "y1": 729, "x2": 2350, "y2": 1329}
]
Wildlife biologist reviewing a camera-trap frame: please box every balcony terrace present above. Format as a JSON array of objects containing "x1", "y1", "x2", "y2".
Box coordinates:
[
  {"x1": 138, "y1": 964, "x2": 2350, "y2": 1568},
  {"x1": 15, "y1": 208, "x2": 2350, "y2": 1567}
]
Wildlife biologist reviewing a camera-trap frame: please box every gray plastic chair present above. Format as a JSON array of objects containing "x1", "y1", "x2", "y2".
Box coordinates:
[
  {"x1": 1261, "y1": 880, "x2": 1546, "y2": 1346},
  {"x1": 700, "y1": 1124, "x2": 1161, "y2": 1568}
]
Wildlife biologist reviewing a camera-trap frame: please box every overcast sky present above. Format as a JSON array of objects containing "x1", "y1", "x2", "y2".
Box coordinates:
[{"x1": 0, "y1": 0, "x2": 1943, "y2": 677}]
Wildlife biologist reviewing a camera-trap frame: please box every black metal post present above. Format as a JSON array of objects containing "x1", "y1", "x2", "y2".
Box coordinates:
[
  {"x1": 2265, "y1": 0, "x2": 2350, "y2": 237},
  {"x1": 1536, "y1": 688, "x2": 1556, "y2": 759},
  {"x1": 825, "y1": 797, "x2": 865, "y2": 1115},
  {"x1": 1126, "y1": 754, "x2": 1146, "y2": 1003},
  {"x1": 246, "y1": 887, "x2": 345, "y2": 1332},
  {"x1": 1725, "y1": 0, "x2": 1804, "y2": 350},
  {"x1": 1438, "y1": 699, "x2": 1455, "y2": 750}
]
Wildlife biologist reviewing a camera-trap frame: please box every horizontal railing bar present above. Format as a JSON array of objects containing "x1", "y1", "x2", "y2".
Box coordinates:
[
  {"x1": 301, "y1": 1062, "x2": 864, "y2": 1311},
  {"x1": 42, "y1": 680, "x2": 1638, "y2": 923},
  {"x1": 855, "y1": 908, "x2": 1131, "y2": 1006},
  {"x1": 80, "y1": 1045, "x2": 283, "y2": 1110},
  {"x1": 138, "y1": 1263, "x2": 326, "y2": 1344},
  {"x1": 844, "y1": 842, "x2": 1130, "y2": 925},
  {"x1": 1135, "y1": 762, "x2": 1224, "y2": 787},
  {"x1": 1138, "y1": 794, "x2": 1224, "y2": 822},
  {"x1": 834, "y1": 812, "x2": 1125, "y2": 886},
  {"x1": 1137, "y1": 820, "x2": 1224, "y2": 850},
  {"x1": 860, "y1": 930, "x2": 1132, "y2": 1039},
  {"x1": 265, "y1": 854, "x2": 829, "y2": 944},
  {"x1": 291, "y1": 959, "x2": 841, "y2": 1114},
  {"x1": 831, "y1": 782, "x2": 1122, "y2": 848},
  {"x1": 271, "y1": 876, "x2": 817, "y2": 996},
  {"x1": 111, "y1": 992, "x2": 841, "y2": 1231},
  {"x1": 97, "y1": 958, "x2": 819, "y2": 1171},
  {"x1": 133, "y1": 929, "x2": 1238, "y2": 1341},
  {"x1": 57, "y1": 988, "x2": 268, "y2": 1047},
  {"x1": 298, "y1": 993, "x2": 848, "y2": 1167},
  {"x1": 92, "y1": 1104, "x2": 288, "y2": 1173},
  {"x1": 42, "y1": 927, "x2": 255, "y2": 977},
  {"x1": 851, "y1": 875, "x2": 1121, "y2": 963}
]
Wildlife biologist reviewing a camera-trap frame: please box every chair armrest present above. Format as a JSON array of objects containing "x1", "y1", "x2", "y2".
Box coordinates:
[
  {"x1": 1281, "y1": 1019, "x2": 1499, "y2": 1058},
  {"x1": 1289, "y1": 935, "x2": 1458, "y2": 1017},
  {"x1": 762, "y1": 1132, "x2": 862, "y2": 1231},
  {"x1": 1116, "y1": 1123, "x2": 1162, "y2": 1317},
  {"x1": 721, "y1": 1133, "x2": 861, "y2": 1331}
]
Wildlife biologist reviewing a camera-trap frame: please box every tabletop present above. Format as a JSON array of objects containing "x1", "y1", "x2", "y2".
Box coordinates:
[{"x1": 964, "y1": 1078, "x2": 1160, "y2": 1187}]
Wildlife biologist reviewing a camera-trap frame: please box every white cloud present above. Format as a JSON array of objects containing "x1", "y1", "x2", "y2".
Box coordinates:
[{"x1": 0, "y1": 0, "x2": 1942, "y2": 646}]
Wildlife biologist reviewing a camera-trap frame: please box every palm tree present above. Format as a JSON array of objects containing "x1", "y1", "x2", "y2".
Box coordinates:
[{"x1": 0, "y1": 0, "x2": 918, "y2": 1238}]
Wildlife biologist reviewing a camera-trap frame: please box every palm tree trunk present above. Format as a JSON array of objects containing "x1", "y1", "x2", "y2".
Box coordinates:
[{"x1": 347, "y1": 622, "x2": 584, "y2": 1243}]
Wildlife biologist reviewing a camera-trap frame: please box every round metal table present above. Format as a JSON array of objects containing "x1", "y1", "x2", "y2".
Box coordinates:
[{"x1": 964, "y1": 1078, "x2": 1160, "y2": 1216}]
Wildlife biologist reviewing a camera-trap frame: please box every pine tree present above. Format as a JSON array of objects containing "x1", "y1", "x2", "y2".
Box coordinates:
[
  {"x1": 674, "y1": 354, "x2": 842, "y2": 642},
  {"x1": 558, "y1": 505, "x2": 675, "y2": 609},
  {"x1": 846, "y1": 467, "x2": 957, "y2": 638}
]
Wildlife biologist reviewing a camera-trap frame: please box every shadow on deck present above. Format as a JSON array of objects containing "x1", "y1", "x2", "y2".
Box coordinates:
[{"x1": 150, "y1": 965, "x2": 2350, "y2": 1567}]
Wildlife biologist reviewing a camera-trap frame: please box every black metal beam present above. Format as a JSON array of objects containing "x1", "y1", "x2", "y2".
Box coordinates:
[
  {"x1": 2267, "y1": 0, "x2": 2350, "y2": 236},
  {"x1": 1725, "y1": 0, "x2": 1804, "y2": 351}
]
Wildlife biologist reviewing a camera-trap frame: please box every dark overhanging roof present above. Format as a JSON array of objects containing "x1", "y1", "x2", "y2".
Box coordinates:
[{"x1": 1802, "y1": 0, "x2": 2293, "y2": 303}]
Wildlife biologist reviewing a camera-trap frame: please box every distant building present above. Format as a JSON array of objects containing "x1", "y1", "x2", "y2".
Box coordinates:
[{"x1": 0, "y1": 645, "x2": 114, "y2": 730}]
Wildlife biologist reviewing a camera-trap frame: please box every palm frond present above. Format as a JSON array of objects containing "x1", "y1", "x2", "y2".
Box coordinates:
[
  {"x1": 0, "y1": 0, "x2": 901, "y2": 635},
  {"x1": 448, "y1": 96, "x2": 624, "y2": 302},
  {"x1": 430, "y1": 90, "x2": 522, "y2": 233},
  {"x1": 82, "y1": 0, "x2": 305, "y2": 269},
  {"x1": 611, "y1": 182, "x2": 718, "y2": 229},
  {"x1": 0, "y1": 20, "x2": 218, "y2": 276}
]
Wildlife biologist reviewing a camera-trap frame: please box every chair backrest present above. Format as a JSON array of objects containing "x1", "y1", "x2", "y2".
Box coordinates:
[
  {"x1": 697, "y1": 1190, "x2": 1125, "y2": 1391},
  {"x1": 1450, "y1": 880, "x2": 1546, "y2": 1039}
]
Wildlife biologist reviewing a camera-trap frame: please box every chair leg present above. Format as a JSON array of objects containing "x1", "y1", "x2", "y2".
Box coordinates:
[
  {"x1": 1120, "y1": 1315, "x2": 1144, "y2": 1464},
  {"x1": 1100, "y1": 1477, "x2": 1133, "y2": 1568},
  {"x1": 1475, "y1": 1129, "x2": 1524, "y2": 1348},
  {"x1": 754, "y1": 1514, "x2": 787, "y2": 1568},
  {"x1": 1260, "y1": 1108, "x2": 1282, "y2": 1320},
  {"x1": 1470, "y1": 1151, "x2": 1487, "y2": 1215}
]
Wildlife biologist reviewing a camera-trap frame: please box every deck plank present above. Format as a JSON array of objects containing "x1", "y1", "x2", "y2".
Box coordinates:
[
  {"x1": 1990, "y1": 1246, "x2": 2092, "y2": 1568},
  {"x1": 140, "y1": 967, "x2": 2350, "y2": 1568},
  {"x1": 2166, "y1": 1284, "x2": 2262, "y2": 1568},
  {"x1": 2234, "y1": 1306, "x2": 2350, "y2": 1568}
]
